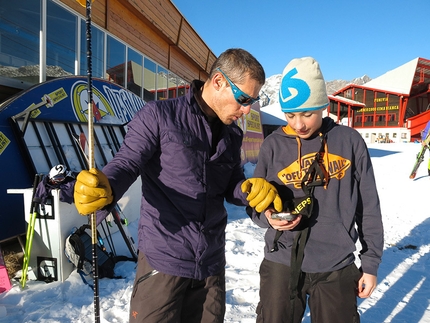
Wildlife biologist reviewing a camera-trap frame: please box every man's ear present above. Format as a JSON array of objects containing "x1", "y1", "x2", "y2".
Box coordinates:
[{"x1": 212, "y1": 71, "x2": 225, "y2": 91}]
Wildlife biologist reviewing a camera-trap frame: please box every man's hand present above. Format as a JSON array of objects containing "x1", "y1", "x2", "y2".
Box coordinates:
[
  {"x1": 241, "y1": 178, "x2": 283, "y2": 213},
  {"x1": 74, "y1": 168, "x2": 113, "y2": 215},
  {"x1": 357, "y1": 272, "x2": 377, "y2": 298}
]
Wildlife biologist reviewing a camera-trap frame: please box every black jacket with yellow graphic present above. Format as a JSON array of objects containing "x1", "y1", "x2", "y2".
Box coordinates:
[{"x1": 251, "y1": 117, "x2": 383, "y2": 276}]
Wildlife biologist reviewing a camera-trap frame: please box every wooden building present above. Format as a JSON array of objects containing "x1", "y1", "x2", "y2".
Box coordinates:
[{"x1": 0, "y1": 0, "x2": 216, "y2": 103}]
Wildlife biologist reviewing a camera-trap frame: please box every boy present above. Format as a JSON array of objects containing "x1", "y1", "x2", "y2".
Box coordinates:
[{"x1": 247, "y1": 57, "x2": 384, "y2": 323}]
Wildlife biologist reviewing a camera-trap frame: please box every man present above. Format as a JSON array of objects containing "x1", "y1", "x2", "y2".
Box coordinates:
[
  {"x1": 248, "y1": 57, "x2": 384, "y2": 323},
  {"x1": 74, "y1": 48, "x2": 282, "y2": 323}
]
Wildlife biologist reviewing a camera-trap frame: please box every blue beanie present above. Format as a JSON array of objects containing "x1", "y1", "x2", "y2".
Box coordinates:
[{"x1": 279, "y1": 57, "x2": 329, "y2": 113}]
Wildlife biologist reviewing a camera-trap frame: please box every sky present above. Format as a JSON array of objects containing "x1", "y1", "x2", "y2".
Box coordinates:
[
  {"x1": 171, "y1": 0, "x2": 430, "y2": 81},
  {"x1": 1, "y1": 142, "x2": 430, "y2": 322}
]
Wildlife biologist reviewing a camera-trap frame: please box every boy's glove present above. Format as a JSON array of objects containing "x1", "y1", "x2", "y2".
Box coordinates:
[
  {"x1": 241, "y1": 178, "x2": 283, "y2": 213},
  {"x1": 74, "y1": 168, "x2": 113, "y2": 215}
]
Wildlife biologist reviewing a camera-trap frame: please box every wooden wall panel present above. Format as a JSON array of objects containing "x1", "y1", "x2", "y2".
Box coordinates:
[
  {"x1": 177, "y1": 20, "x2": 211, "y2": 72},
  {"x1": 126, "y1": 0, "x2": 182, "y2": 44},
  {"x1": 91, "y1": 2, "x2": 107, "y2": 29},
  {"x1": 64, "y1": 0, "x2": 107, "y2": 29},
  {"x1": 207, "y1": 55, "x2": 217, "y2": 74},
  {"x1": 108, "y1": 1, "x2": 169, "y2": 68},
  {"x1": 169, "y1": 46, "x2": 202, "y2": 82}
]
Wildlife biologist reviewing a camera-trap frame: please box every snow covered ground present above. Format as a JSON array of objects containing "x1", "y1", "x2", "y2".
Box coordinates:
[{"x1": 1, "y1": 142, "x2": 430, "y2": 323}]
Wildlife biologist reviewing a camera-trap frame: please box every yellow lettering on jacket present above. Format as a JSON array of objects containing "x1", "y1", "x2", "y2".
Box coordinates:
[
  {"x1": 292, "y1": 197, "x2": 312, "y2": 214},
  {"x1": 278, "y1": 152, "x2": 351, "y2": 189}
]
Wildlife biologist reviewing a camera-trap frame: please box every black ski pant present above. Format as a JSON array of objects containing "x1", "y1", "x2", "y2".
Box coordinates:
[
  {"x1": 256, "y1": 258, "x2": 361, "y2": 323},
  {"x1": 129, "y1": 253, "x2": 225, "y2": 323}
]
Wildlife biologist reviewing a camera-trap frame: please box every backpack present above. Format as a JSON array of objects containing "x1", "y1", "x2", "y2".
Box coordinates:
[{"x1": 65, "y1": 224, "x2": 116, "y2": 280}]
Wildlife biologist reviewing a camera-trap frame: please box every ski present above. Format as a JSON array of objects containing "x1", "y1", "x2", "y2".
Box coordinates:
[
  {"x1": 111, "y1": 205, "x2": 138, "y2": 261},
  {"x1": 72, "y1": 132, "x2": 138, "y2": 261},
  {"x1": 20, "y1": 173, "x2": 43, "y2": 288},
  {"x1": 409, "y1": 132, "x2": 430, "y2": 179}
]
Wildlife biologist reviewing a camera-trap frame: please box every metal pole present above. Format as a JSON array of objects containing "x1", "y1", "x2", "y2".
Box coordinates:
[{"x1": 77, "y1": 0, "x2": 100, "y2": 322}]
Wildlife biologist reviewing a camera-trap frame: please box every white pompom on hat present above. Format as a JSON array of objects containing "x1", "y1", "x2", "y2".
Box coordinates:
[{"x1": 279, "y1": 57, "x2": 329, "y2": 113}]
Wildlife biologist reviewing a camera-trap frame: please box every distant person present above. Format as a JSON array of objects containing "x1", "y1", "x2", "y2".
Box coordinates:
[
  {"x1": 421, "y1": 120, "x2": 430, "y2": 176},
  {"x1": 247, "y1": 57, "x2": 384, "y2": 323},
  {"x1": 74, "y1": 48, "x2": 282, "y2": 323}
]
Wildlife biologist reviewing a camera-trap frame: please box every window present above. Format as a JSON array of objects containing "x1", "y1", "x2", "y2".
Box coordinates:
[
  {"x1": 127, "y1": 48, "x2": 143, "y2": 97},
  {"x1": 177, "y1": 76, "x2": 188, "y2": 97},
  {"x1": 80, "y1": 23, "x2": 104, "y2": 78},
  {"x1": 106, "y1": 36, "x2": 126, "y2": 87},
  {"x1": 0, "y1": 1, "x2": 191, "y2": 104},
  {"x1": 144, "y1": 58, "x2": 156, "y2": 102},
  {"x1": 47, "y1": 1, "x2": 76, "y2": 76},
  {"x1": 157, "y1": 66, "x2": 168, "y2": 100},
  {"x1": 364, "y1": 90, "x2": 374, "y2": 108},
  {"x1": 344, "y1": 89, "x2": 352, "y2": 99},
  {"x1": 168, "y1": 72, "x2": 178, "y2": 98},
  {"x1": 354, "y1": 88, "x2": 364, "y2": 102},
  {"x1": 0, "y1": 1, "x2": 40, "y2": 84}
]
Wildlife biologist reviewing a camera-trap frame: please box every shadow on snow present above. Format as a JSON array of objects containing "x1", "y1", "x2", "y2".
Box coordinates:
[{"x1": 358, "y1": 217, "x2": 430, "y2": 322}]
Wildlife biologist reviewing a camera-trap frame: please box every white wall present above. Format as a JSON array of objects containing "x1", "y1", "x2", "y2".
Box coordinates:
[{"x1": 356, "y1": 127, "x2": 411, "y2": 144}]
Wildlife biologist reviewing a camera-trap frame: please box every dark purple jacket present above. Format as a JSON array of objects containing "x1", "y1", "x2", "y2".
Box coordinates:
[{"x1": 101, "y1": 81, "x2": 248, "y2": 280}]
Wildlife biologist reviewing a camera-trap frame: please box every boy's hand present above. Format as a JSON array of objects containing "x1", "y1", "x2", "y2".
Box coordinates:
[
  {"x1": 266, "y1": 209, "x2": 302, "y2": 231},
  {"x1": 357, "y1": 273, "x2": 377, "y2": 298}
]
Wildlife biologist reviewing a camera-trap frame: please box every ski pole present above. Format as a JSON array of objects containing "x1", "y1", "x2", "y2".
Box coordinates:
[
  {"x1": 20, "y1": 173, "x2": 42, "y2": 288},
  {"x1": 76, "y1": 0, "x2": 99, "y2": 321}
]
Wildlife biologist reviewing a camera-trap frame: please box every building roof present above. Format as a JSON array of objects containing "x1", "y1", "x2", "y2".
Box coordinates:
[
  {"x1": 356, "y1": 57, "x2": 430, "y2": 96},
  {"x1": 328, "y1": 95, "x2": 365, "y2": 107},
  {"x1": 363, "y1": 58, "x2": 418, "y2": 94}
]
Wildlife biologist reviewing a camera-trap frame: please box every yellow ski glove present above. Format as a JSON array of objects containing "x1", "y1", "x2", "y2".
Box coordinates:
[
  {"x1": 74, "y1": 168, "x2": 113, "y2": 215},
  {"x1": 241, "y1": 178, "x2": 283, "y2": 213}
]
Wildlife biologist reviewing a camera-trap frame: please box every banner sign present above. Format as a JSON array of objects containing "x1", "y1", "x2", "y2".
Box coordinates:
[{"x1": 0, "y1": 76, "x2": 145, "y2": 240}]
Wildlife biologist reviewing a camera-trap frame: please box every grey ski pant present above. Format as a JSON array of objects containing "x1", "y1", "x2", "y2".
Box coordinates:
[
  {"x1": 129, "y1": 253, "x2": 225, "y2": 323},
  {"x1": 256, "y1": 258, "x2": 361, "y2": 323}
]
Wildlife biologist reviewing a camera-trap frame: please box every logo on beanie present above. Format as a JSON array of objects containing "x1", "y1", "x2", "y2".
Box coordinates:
[{"x1": 279, "y1": 68, "x2": 310, "y2": 110}]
